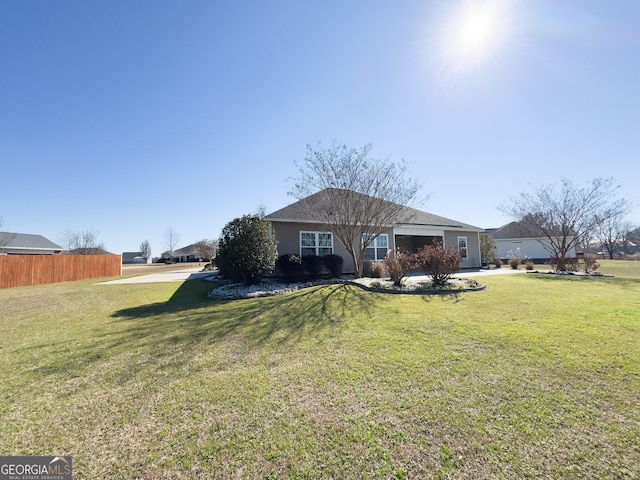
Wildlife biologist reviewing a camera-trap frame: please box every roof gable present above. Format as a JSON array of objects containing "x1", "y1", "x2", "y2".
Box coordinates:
[
  {"x1": 0, "y1": 232, "x2": 62, "y2": 251},
  {"x1": 265, "y1": 189, "x2": 482, "y2": 232},
  {"x1": 486, "y1": 222, "x2": 545, "y2": 239}
]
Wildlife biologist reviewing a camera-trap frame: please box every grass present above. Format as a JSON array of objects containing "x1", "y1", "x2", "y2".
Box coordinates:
[{"x1": 1, "y1": 262, "x2": 639, "y2": 478}]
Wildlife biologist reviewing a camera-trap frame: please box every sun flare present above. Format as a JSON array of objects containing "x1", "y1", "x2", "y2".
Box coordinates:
[
  {"x1": 457, "y1": 9, "x2": 493, "y2": 53},
  {"x1": 432, "y1": 0, "x2": 517, "y2": 86}
]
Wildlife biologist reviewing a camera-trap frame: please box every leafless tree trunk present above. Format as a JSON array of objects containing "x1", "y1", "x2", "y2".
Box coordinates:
[
  {"x1": 595, "y1": 216, "x2": 627, "y2": 260},
  {"x1": 289, "y1": 141, "x2": 423, "y2": 277},
  {"x1": 164, "y1": 228, "x2": 180, "y2": 262},
  {"x1": 617, "y1": 222, "x2": 634, "y2": 257},
  {"x1": 500, "y1": 177, "x2": 629, "y2": 269},
  {"x1": 139, "y1": 240, "x2": 152, "y2": 263}
]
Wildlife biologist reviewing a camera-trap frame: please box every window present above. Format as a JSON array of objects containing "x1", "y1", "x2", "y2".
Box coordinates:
[
  {"x1": 458, "y1": 236, "x2": 468, "y2": 259},
  {"x1": 300, "y1": 232, "x2": 333, "y2": 257},
  {"x1": 363, "y1": 234, "x2": 389, "y2": 261}
]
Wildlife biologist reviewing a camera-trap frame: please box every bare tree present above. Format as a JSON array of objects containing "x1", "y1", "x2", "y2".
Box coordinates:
[
  {"x1": 594, "y1": 215, "x2": 632, "y2": 260},
  {"x1": 194, "y1": 239, "x2": 217, "y2": 262},
  {"x1": 500, "y1": 177, "x2": 629, "y2": 269},
  {"x1": 289, "y1": 141, "x2": 422, "y2": 277},
  {"x1": 0, "y1": 217, "x2": 16, "y2": 253},
  {"x1": 618, "y1": 222, "x2": 635, "y2": 256},
  {"x1": 163, "y1": 227, "x2": 180, "y2": 262},
  {"x1": 60, "y1": 228, "x2": 105, "y2": 255},
  {"x1": 139, "y1": 240, "x2": 152, "y2": 263}
]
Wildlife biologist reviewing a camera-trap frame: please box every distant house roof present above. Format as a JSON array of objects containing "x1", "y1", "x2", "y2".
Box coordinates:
[
  {"x1": 0, "y1": 232, "x2": 62, "y2": 254},
  {"x1": 65, "y1": 247, "x2": 115, "y2": 255},
  {"x1": 174, "y1": 244, "x2": 199, "y2": 256},
  {"x1": 162, "y1": 242, "x2": 218, "y2": 258},
  {"x1": 486, "y1": 222, "x2": 545, "y2": 239},
  {"x1": 265, "y1": 189, "x2": 483, "y2": 232}
]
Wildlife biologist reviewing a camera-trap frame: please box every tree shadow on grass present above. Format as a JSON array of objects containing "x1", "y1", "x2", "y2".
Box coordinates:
[
  {"x1": 33, "y1": 279, "x2": 378, "y2": 384},
  {"x1": 93, "y1": 280, "x2": 375, "y2": 371}
]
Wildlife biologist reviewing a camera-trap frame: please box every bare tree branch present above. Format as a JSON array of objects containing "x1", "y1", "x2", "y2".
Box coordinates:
[
  {"x1": 60, "y1": 228, "x2": 105, "y2": 255},
  {"x1": 0, "y1": 217, "x2": 16, "y2": 254},
  {"x1": 163, "y1": 228, "x2": 180, "y2": 262},
  {"x1": 194, "y1": 239, "x2": 217, "y2": 262},
  {"x1": 139, "y1": 240, "x2": 152, "y2": 263},
  {"x1": 289, "y1": 141, "x2": 424, "y2": 277},
  {"x1": 499, "y1": 177, "x2": 629, "y2": 269}
]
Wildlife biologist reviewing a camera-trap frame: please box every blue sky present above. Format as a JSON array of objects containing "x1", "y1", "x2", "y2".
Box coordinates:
[{"x1": 1, "y1": 0, "x2": 638, "y2": 255}]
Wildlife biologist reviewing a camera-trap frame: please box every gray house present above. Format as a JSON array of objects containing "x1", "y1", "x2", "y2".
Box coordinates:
[
  {"x1": 265, "y1": 190, "x2": 483, "y2": 273},
  {"x1": 486, "y1": 221, "x2": 577, "y2": 262},
  {"x1": 0, "y1": 232, "x2": 62, "y2": 255}
]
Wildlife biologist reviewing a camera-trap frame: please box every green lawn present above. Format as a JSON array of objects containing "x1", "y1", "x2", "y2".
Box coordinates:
[{"x1": 1, "y1": 263, "x2": 639, "y2": 479}]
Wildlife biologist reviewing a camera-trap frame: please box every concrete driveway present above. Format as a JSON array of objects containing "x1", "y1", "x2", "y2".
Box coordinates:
[{"x1": 96, "y1": 267, "x2": 214, "y2": 285}]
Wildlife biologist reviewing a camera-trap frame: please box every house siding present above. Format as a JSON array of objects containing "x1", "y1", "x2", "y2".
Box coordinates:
[
  {"x1": 443, "y1": 231, "x2": 481, "y2": 268},
  {"x1": 270, "y1": 222, "x2": 397, "y2": 274},
  {"x1": 270, "y1": 221, "x2": 482, "y2": 272},
  {"x1": 270, "y1": 221, "x2": 356, "y2": 273},
  {"x1": 495, "y1": 238, "x2": 576, "y2": 261}
]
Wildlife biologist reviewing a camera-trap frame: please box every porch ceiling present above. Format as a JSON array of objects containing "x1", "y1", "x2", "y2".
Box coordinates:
[{"x1": 393, "y1": 226, "x2": 445, "y2": 236}]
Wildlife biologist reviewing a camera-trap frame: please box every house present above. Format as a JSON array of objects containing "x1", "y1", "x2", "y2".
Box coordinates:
[
  {"x1": 122, "y1": 252, "x2": 148, "y2": 264},
  {"x1": 0, "y1": 232, "x2": 62, "y2": 255},
  {"x1": 265, "y1": 189, "x2": 483, "y2": 273},
  {"x1": 486, "y1": 221, "x2": 576, "y2": 262},
  {"x1": 161, "y1": 242, "x2": 217, "y2": 263}
]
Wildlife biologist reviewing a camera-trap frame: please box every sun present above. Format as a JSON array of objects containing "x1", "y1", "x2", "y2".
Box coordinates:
[
  {"x1": 431, "y1": 0, "x2": 517, "y2": 86},
  {"x1": 456, "y1": 8, "x2": 493, "y2": 54}
]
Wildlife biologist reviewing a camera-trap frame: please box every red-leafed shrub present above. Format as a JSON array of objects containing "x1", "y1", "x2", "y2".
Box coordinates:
[
  {"x1": 416, "y1": 241, "x2": 462, "y2": 287},
  {"x1": 385, "y1": 249, "x2": 417, "y2": 286}
]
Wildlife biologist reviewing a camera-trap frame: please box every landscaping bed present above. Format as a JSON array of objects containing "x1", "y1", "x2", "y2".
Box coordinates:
[{"x1": 207, "y1": 275, "x2": 485, "y2": 300}]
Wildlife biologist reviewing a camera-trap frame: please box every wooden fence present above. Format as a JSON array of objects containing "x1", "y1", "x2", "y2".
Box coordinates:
[{"x1": 0, "y1": 255, "x2": 122, "y2": 289}]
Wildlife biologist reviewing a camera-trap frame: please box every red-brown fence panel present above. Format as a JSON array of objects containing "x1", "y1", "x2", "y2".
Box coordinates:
[{"x1": 0, "y1": 255, "x2": 122, "y2": 288}]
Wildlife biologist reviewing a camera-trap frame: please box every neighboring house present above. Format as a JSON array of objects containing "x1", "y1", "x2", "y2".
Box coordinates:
[
  {"x1": 122, "y1": 252, "x2": 147, "y2": 264},
  {"x1": 162, "y1": 243, "x2": 216, "y2": 263},
  {"x1": 486, "y1": 221, "x2": 576, "y2": 262},
  {"x1": 587, "y1": 239, "x2": 638, "y2": 257},
  {"x1": 0, "y1": 232, "x2": 62, "y2": 255},
  {"x1": 265, "y1": 190, "x2": 483, "y2": 273}
]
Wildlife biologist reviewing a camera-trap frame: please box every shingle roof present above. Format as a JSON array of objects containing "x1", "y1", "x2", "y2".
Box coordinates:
[
  {"x1": 486, "y1": 222, "x2": 543, "y2": 239},
  {"x1": 265, "y1": 189, "x2": 483, "y2": 232},
  {"x1": 0, "y1": 232, "x2": 62, "y2": 251}
]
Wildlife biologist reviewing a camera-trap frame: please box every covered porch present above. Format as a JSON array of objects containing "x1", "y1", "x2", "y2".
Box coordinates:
[{"x1": 393, "y1": 226, "x2": 444, "y2": 253}]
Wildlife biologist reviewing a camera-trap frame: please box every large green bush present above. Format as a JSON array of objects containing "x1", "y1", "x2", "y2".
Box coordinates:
[
  {"x1": 480, "y1": 233, "x2": 497, "y2": 265},
  {"x1": 216, "y1": 214, "x2": 278, "y2": 285},
  {"x1": 322, "y1": 254, "x2": 344, "y2": 277},
  {"x1": 276, "y1": 254, "x2": 305, "y2": 283},
  {"x1": 302, "y1": 255, "x2": 324, "y2": 279}
]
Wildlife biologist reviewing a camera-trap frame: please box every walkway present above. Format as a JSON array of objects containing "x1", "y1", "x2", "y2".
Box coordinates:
[{"x1": 96, "y1": 267, "x2": 214, "y2": 285}]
